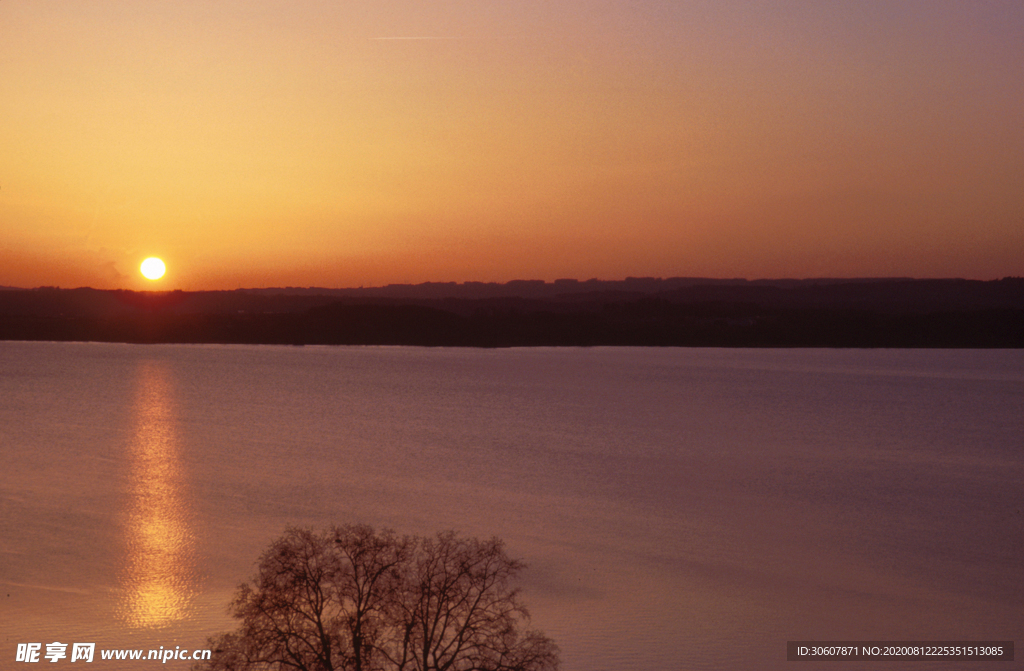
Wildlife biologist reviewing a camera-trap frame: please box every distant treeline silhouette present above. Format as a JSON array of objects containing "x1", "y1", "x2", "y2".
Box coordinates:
[{"x1": 1, "y1": 277, "x2": 1022, "y2": 347}]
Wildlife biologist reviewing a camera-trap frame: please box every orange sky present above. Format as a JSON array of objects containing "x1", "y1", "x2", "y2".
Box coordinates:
[{"x1": 2, "y1": 0, "x2": 1022, "y2": 290}]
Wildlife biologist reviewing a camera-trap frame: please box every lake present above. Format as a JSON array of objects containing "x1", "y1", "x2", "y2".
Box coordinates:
[{"x1": 1, "y1": 342, "x2": 1021, "y2": 669}]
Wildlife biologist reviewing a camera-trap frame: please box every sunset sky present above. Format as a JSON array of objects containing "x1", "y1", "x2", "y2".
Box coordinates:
[{"x1": 2, "y1": 0, "x2": 1022, "y2": 290}]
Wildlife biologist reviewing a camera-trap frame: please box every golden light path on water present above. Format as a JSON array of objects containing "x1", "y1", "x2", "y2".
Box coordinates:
[{"x1": 118, "y1": 360, "x2": 197, "y2": 628}]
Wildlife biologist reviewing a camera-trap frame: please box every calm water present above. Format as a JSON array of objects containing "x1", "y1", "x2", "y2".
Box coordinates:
[{"x1": 1, "y1": 342, "x2": 1021, "y2": 670}]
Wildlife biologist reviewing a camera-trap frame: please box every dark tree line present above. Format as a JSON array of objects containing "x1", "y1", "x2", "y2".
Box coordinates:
[
  {"x1": 4, "y1": 280, "x2": 1023, "y2": 347},
  {"x1": 194, "y1": 526, "x2": 559, "y2": 671}
]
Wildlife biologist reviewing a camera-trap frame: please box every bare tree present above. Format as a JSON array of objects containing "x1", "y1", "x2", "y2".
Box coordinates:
[
  {"x1": 213, "y1": 528, "x2": 346, "y2": 671},
  {"x1": 381, "y1": 532, "x2": 558, "y2": 671},
  {"x1": 195, "y1": 526, "x2": 558, "y2": 671},
  {"x1": 332, "y1": 526, "x2": 412, "y2": 671}
]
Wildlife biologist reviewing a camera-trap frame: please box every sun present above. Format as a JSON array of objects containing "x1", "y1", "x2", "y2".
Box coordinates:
[{"x1": 140, "y1": 257, "x2": 166, "y2": 281}]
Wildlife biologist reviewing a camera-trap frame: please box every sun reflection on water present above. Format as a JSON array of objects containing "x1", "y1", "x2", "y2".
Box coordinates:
[{"x1": 117, "y1": 360, "x2": 197, "y2": 628}]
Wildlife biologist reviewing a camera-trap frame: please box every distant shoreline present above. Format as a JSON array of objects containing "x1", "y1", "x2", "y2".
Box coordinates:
[{"x1": 1, "y1": 278, "x2": 1021, "y2": 348}]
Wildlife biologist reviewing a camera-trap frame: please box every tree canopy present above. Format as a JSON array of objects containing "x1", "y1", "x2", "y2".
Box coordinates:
[{"x1": 194, "y1": 525, "x2": 559, "y2": 671}]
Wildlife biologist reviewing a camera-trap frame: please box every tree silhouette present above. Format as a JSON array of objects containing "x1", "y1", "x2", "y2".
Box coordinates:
[{"x1": 194, "y1": 525, "x2": 559, "y2": 671}]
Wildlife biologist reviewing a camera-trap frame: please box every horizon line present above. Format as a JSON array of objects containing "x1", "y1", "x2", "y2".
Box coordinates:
[{"x1": 11, "y1": 276, "x2": 1024, "y2": 293}]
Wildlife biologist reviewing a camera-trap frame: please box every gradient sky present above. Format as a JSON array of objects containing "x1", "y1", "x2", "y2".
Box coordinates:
[{"x1": 2, "y1": 0, "x2": 1022, "y2": 290}]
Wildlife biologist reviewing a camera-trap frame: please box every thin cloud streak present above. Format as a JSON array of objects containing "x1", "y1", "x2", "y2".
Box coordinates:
[
  {"x1": 370, "y1": 36, "x2": 522, "y2": 40},
  {"x1": 371, "y1": 36, "x2": 467, "y2": 40}
]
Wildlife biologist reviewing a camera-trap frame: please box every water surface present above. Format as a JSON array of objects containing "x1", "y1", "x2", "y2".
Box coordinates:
[{"x1": 1, "y1": 343, "x2": 1021, "y2": 669}]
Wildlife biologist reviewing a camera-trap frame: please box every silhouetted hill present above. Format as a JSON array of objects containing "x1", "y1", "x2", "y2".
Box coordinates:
[
  {"x1": 1, "y1": 278, "x2": 1021, "y2": 347},
  {"x1": 232, "y1": 276, "x2": 921, "y2": 301}
]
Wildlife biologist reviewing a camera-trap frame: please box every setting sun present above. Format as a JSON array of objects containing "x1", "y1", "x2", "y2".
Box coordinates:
[{"x1": 140, "y1": 257, "x2": 166, "y2": 281}]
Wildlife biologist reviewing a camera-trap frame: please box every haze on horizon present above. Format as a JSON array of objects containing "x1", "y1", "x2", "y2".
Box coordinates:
[{"x1": 1, "y1": 0, "x2": 1022, "y2": 291}]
